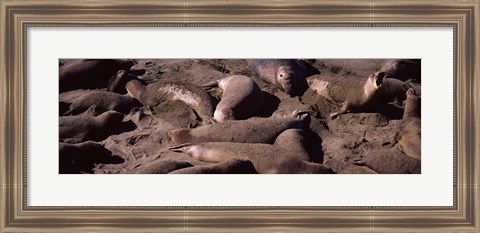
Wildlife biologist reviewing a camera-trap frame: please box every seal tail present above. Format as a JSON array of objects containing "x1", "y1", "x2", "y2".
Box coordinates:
[{"x1": 168, "y1": 143, "x2": 193, "y2": 153}]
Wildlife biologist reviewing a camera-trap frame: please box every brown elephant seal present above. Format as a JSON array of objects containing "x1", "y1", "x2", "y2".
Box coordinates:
[
  {"x1": 169, "y1": 159, "x2": 257, "y2": 174},
  {"x1": 167, "y1": 112, "x2": 306, "y2": 145},
  {"x1": 247, "y1": 59, "x2": 307, "y2": 95},
  {"x1": 381, "y1": 59, "x2": 421, "y2": 83},
  {"x1": 60, "y1": 110, "x2": 134, "y2": 143},
  {"x1": 391, "y1": 88, "x2": 421, "y2": 160},
  {"x1": 203, "y1": 75, "x2": 264, "y2": 122},
  {"x1": 272, "y1": 128, "x2": 311, "y2": 161},
  {"x1": 59, "y1": 59, "x2": 134, "y2": 93},
  {"x1": 169, "y1": 130, "x2": 334, "y2": 174},
  {"x1": 62, "y1": 90, "x2": 141, "y2": 115},
  {"x1": 126, "y1": 79, "x2": 216, "y2": 124},
  {"x1": 107, "y1": 70, "x2": 137, "y2": 94},
  {"x1": 59, "y1": 141, "x2": 124, "y2": 174},
  {"x1": 138, "y1": 160, "x2": 194, "y2": 174},
  {"x1": 353, "y1": 149, "x2": 421, "y2": 174},
  {"x1": 330, "y1": 71, "x2": 410, "y2": 118}
]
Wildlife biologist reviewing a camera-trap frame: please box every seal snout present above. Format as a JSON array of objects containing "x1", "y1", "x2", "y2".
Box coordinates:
[{"x1": 277, "y1": 67, "x2": 295, "y2": 94}]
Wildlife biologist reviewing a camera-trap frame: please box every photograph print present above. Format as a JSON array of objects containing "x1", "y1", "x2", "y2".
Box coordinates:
[{"x1": 59, "y1": 59, "x2": 421, "y2": 174}]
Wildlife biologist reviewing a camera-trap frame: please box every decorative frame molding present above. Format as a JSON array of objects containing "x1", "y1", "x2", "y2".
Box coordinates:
[{"x1": 1, "y1": 0, "x2": 478, "y2": 232}]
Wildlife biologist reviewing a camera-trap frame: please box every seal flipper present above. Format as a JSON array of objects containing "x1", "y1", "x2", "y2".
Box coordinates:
[
  {"x1": 200, "y1": 116, "x2": 217, "y2": 125},
  {"x1": 353, "y1": 156, "x2": 367, "y2": 166},
  {"x1": 290, "y1": 110, "x2": 313, "y2": 119},
  {"x1": 190, "y1": 109, "x2": 217, "y2": 125},
  {"x1": 330, "y1": 104, "x2": 349, "y2": 119},
  {"x1": 199, "y1": 79, "x2": 220, "y2": 89}
]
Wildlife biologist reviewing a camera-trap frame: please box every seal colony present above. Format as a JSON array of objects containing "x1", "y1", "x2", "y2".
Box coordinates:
[{"x1": 58, "y1": 59, "x2": 421, "y2": 174}]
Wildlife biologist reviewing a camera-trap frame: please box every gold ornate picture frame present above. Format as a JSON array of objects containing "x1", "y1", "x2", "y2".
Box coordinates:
[{"x1": 1, "y1": 0, "x2": 479, "y2": 232}]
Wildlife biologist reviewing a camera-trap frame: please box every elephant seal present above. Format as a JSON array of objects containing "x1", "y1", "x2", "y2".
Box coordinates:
[
  {"x1": 353, "y1": 149, "x2": 421, "y2": 174},
  {"x1": 59, "y1": 141, "x2": 124, "y2": 174},
  {"x1": 169, "y1": 159, "x2": 257, "y2": 174},
  {"x1": 167, "y1": 112, "x2": 306, "y2": 145},
  {"x1": 107, "y1": 70, "x2": 137, "y2": 94},
  {"x1": 59, "y1": 110, "x2": 133, "y2": 143},
  {"x1": 381, "y1": 59, "x2": 421, "y2": 83},
  {"x1": 138, "y1": 160, "x2": 194, "y2": 174},
  {"x1": 126, "y1": 79, "x2": 216, "y2": 124},
  {"x1": 247, "y1": 59, "x2": 307, "y2": 95},
  {"x1": 59, "y1": 59, "x2": 134, "y2": 93},
  {"x1": 169, "y1": 130, "x2": 335, "y2": 174},
  {"x1": 391, "y1": 88, "x2": 421, "y2": 160},
  {"x1": 330, "y1": 71, "x2": 410, "y2": 118},
  {"x1": 203, "y1": 75, "x2": 264, "y2": 122},
  {"x1": 62, "y1": 90, "x2": 141, "y2": 115}
]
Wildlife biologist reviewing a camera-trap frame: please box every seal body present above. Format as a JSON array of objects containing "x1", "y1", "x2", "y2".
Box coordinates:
[
  {"x1": 169, "y1": 130, "x2": 334, "y2": 174},
  {"x1": 59, "y1": 110, "x2": 127, "y2": 143},
  {"x1": 169, "y1": 159, "x2": 257, "y2": 174},
  {"x1": 168, "y1": 116, "x2": 304, "y2": 145},
  {"x1": 59, "y1": 59, "x2": 134, "y2": 93},
  {"x1": 138, "y1": 160, "x2": 193, "y2": 174},
  {"x1": 391, "y1": 88, "x2": 421, "y2": 160},
  {"x1": 126, "y1": 79, "x2": 216, "y2": 124},
  {"x1": 247, "y1": 59, "x2": 306, "y2": 95},
  {"x1": 208, "y1": 75, "x2": 264, "y2": 122},
  {"x1": 62, "y1": 90, "x2": 141, "y2": 115},
  {"x1": 354, "y1": 149, "x2": 421, "y2": 174},
  {"x1": 381, "y1": 59, "x2": 421, "y2": 83}
]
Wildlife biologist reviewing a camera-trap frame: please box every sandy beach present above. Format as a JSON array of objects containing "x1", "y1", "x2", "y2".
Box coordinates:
[{"x1": 59, "y1": 59, "x2": 421, "y2": 174}]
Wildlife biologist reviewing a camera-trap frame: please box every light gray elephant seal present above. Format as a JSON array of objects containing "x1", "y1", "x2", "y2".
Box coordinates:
[
  {"x1": 330, "y1": 71, "x2": 410, "y2": 118},
  {"x1": 59, "y1": 59, "x2": 134, "y2": 93},
  {"x1": 381, "y1": 59, "x2": 421, "y2": 83},
  {"x1": 169, "y1": 129, "x2": 335, "y2": 174},
  {"x1": 391, "y1": 88, "x2": 421, "y2": 160},
  {"x1": 247, "y1": 59, "x2": 307, "y2": 95},
  {"x1": 169, "y1": 159, "x2": 257, "y2": 174},
  {"x1": 203, "y1": 75, "x2": 264, "y2": 122},
  {"x1": 59, "y1": 110, "x2": 133, "y2": 143},
  {"x1": 59, "y1": 141, "x2": 124, "y2": 174},
  {"x1": 126, "y1": 79, "x2": 216, "y2": 124},
  {"x1": 62, "y1": 90, "x2": 141, "y2": 115},
  {"x1": 167, "y1": 112, "x2": 306, "y2": 145}
]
